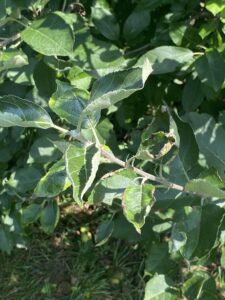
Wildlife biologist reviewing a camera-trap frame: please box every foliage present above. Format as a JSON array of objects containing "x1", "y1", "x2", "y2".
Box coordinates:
[{"x1": 1, "y1": 0, "x2": 225, "y2": 298}]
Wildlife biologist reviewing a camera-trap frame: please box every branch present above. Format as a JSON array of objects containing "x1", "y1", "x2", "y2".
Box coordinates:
[{"x1": 52, "y1": 124, "x2": 184, "y2": 193}]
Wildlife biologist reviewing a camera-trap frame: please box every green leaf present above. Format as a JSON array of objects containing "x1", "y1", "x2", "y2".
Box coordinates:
[
  {"x1": 88, "y1": 169, "x2": 137, "y2": 205},
  {"x1": 21, "y1": 12, "x2": 74, "y2": 56},
  {"x1": 137, "y1": 46, "x2": 193, "y2": 74},
  {"x1": 34, "y1": 159, "x2": 71, "y2": 197},
  {"x1": 145, "y1": 243, "x2": 176, "y2": 275},
  {"x1": 33, "y1": 60, "x2": 56, "y2": 98},
  {"x1": 172, "y1": 111, "x2": 199, "y2": 172},
  {"x1": 182, "y1": 77, "x2": 204, "y2": 112},
  {"x1": 195, "y1": 50, "x2": 225, "y2": 92},
  {"x1": 22, "y1": 203, "x2": 42, "y2": 224},
  {"x1": 0, "y1": 49, "x2": 28, "y2": 72},
  {"x1": 122, "y1": 184, "x2": 155, "y2": 233},
  {"x1": 40, "y1": 200, "x2": 59, "y2": 234},
  {"x1": 182, "y1": 271, "x2": 218, "y2": 299},
  {"x1": 95, "y1": 219, "x2": 114, "y2": 246},
  {"x1": 83, "y1": 60, "x2": 152, "y2": 117},
  {"x1": 206, "y1": 0, "x2": 225, "y2": 15},
  {"x1": 7, "y1": 165, "x2": 43, "y2": 193},
  {"x1": 185, "y1": 179, "x2": 225, "y2": 199},
  {"x1": 49, "y1": 81, "x2": 99, "y2": 128},
  {"x1": 169, "y1": 207, "x2": 201, "y2": 259},
  {"x1": 27, "y1": 133, "x2": 61, "y2": 164},
  {"x1": 186, "y1": 113, "x2": 225, "y2": 180},
  {"x1": 198, "y1": 20, "x2": 218, "y2": 39},
  {"x1": 0, "y1": 226, "x2": 13, "y2": 254},
  {"x1": 73, "y1": 29, "x2": 126, "y2": 76},
  {"x1": 0, "y1": 95, "x2": 53, "y2": 129},
  {"x1": 68, "y1": 66, "x2": 92, "y2": 90},
  {"x1": 144, "y1": 274, "x2": 178, "y2": 300},
  {"x1": 169, "y1": 23, "x2": 201, "y2": 47},
  {"x1": 170, "y1": 204, "x2": 224, "y2": 259},
  {"x1": 65, "y1": 143, "x2": 101, "y2": 206},
  {"x1": 92, "y1": 2, "x2": 120, "y2": 41},
  {"x1": 123, "y1": 10, "x2": 150, "y2": 41},
  {"x1": 221, "y1": 246, "x2": 225, "y2": 267}
]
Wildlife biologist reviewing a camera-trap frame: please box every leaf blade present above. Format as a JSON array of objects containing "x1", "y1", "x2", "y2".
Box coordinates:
[{"x1": 0, "y1": 95, "x2": 53, "y2": 129}]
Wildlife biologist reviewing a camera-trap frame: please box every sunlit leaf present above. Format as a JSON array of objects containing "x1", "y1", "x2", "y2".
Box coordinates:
[
  {"x1": 123, "y1": 184, "x2": 155, "y2": 233},
  {"x1": 21, "y1": 12, "x2": 74, "y2": 56},
  {"x1": 65, "y1": 143, "x2": 100, "y2": 206},
  {"x1": 0, "y1": 95, "x2": 53, "y2": 129}
]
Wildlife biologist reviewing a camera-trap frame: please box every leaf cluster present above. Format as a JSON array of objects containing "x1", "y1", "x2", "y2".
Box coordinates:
[{"x1": 1, "y1": 0, "x2": 225, "y2": 298}]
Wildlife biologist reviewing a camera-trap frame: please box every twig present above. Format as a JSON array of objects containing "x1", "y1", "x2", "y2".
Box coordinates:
[
  {"x1": 0, "y1": 33, "x2": 21, "y2": 48},
  {"x1": 100, "y1": 147, "x2": 184, "y2": 192},
  {"x1": 124, "y1": 43, "x2": 152, "y2": 57},
  {"x1": 52, "y1": 123, "x2": 184, "y2": 193}
]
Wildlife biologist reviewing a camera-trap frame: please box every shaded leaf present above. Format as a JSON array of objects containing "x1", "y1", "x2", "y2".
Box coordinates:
[
  {"x1": 123, "y1": 10, "x2": 150, "y2": 41},
  {"x1": 182, "y1": 271, "x2": 218, "y2": 299},
  {"x1": 186, "y1": 113, "x2": 225, "y2": 180},
  {"x1": 95, "y1": 219, "x2": 114, "y2": 246},
  {"x1": 169, "y1": 207, "x2": 201, "y2": 259},
  {"x1": 144, "y1": 274, "x2": 178, "y2": 300},
  {"x1": 145, "y1": 243, "x2": 176, "y2": 275},
  {"x1": 7, "y1": 165, "x2": 43, "y2": 193},
  {"x1": 195, "y1": 50, "x2": 225, "y2": 92},
  {"x1": 49, "y1": 81, "x2": 99, "y2": 128},
  {"x1": 22, "y1": 203, "x2": 42, "y2": 224},
  {"x1": 34, "y1": 159, "x2": 71, "y2": 197},
  {"x1": 137, "y1": 46, "x2": 193, "y2": 74},
  {"x1": 27, "y1": 133, "x2": 61, "y2": 164},
  {"x1": 0, "y1": 49, "x2": 28, "y2": 72},
  {"x1": 182, "y1": 77, "x2": 204, "y2": 112},
  {"x1": 0, "y1": 226, "x2": 13, "y2": 254},
  {"x1": 40, "y1": 200, "x2": 59, "y2": 234},
  {"x1": 92, "y1": 1, "x2": 120, "y2": 41}
]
